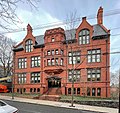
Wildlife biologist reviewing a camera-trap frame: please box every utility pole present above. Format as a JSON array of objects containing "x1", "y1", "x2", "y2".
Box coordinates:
[
  {"x1": 12, "y1": 51, "x2": 15, "y2": 99},
  {"x1": 105, "y1": 38, "x2": 108, "y2": 98},
  {"x1": 70, "y1": 45, "x2": 75, "y2": 107},
  {"x1": 118, "y1": 68, "x2": 120, "y2": 113}
]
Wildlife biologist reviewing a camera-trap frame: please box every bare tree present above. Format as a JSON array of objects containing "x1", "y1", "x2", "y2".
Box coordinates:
[
  {"x1": 110, "y1": 69, "x2": 119, "y2": 99},
  {"x1": 0, "y1": 0, "x2": 40, "y2": 31},
  {"x1": 110, "y1": 70, "x2": 119, "y2": 85},
  {"x1": 0, "y1": 35, "x2": 16, "y2": 77},
  {"x1": 64, "y1": 11, "x2": 89, "y2": 106}
]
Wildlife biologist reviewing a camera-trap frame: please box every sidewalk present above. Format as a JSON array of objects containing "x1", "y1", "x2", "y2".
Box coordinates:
[{"x1": 0, "y1": 95, "x2": 118, "y2": 113}]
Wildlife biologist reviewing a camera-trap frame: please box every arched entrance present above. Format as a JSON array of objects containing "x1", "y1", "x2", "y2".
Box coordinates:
[{"x1": 47, "y1": 76, "x2": 61, "y2": 88}]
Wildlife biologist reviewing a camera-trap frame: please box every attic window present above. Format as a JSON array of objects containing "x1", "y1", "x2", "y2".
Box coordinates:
[
  {"x1": 25, "y1": 39, "x2": 33, "y2": 52},
  {"x1": 79, "y1": 29, "x2": 90, "y2": 45},
  {"x1": 51, "y1": 38, "x2": 55, "y2": 42}
]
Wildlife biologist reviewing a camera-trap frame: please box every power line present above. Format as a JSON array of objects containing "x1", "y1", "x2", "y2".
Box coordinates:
[
  {"x1": 111, "y1": 47, "x2": 120, "y2": 50},
  {"x1": 109, "y1": 51, "x2": 120, "y2": 54},
  {"x1": 1, "y1": 9, "x2": 120, "y2": 34},
  {"x1": 111, "y1": 34, "x2": 120, "y2": 37},
  {"x1": 110, "y1": 27, "x2": 120, "y2": 30}
]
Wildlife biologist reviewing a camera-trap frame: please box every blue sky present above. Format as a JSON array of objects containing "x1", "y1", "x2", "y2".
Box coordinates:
[{"x1": 2, "y1": 0, "x2": 120, "y2": 72}]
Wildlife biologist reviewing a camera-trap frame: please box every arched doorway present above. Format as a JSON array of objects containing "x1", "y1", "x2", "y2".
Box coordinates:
[{"x1": 47, "y1": 76, "x2": 61, "y2": 88}]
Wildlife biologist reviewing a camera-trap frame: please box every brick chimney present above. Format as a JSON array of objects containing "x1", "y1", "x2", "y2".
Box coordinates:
[
  {"x1": 82, "y1": 17, "x2": 86, "y2": 21},
  {"x1": 97, "y1": 7, "x2": 103, "y2": 25},
  {"x1": 27, "y1": 24, "x2": 32, "y2": 34}
]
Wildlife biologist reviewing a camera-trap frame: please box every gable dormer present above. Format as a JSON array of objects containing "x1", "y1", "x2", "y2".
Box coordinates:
[
  {"x1": 76, "y1": 17, "x2": 93, "y2": 45},
  {"x1": 22, "y1": 24, "x2": 36, "y2": 52}
]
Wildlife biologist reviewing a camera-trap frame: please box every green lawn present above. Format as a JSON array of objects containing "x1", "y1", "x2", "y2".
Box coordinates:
[
  {"x1": 60, "y1": 95, "x2": 112, "y2": 101},
  {"x1": 0, "y1": 93, "x2": 40, "y2": 98}
]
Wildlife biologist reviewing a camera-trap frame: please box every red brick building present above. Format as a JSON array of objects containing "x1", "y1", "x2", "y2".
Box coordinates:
[{"x1": 13, "y1": 7, "x2": 110, "y2": 98}]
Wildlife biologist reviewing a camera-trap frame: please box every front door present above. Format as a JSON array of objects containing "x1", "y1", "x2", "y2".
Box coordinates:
[{"x1": 48, "y1": 77, "x2": 61, "y2": 88}]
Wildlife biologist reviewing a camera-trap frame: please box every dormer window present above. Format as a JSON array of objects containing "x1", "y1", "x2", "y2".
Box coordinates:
[
  {"x1": 25, "y1": 39, "x2": 33, "y2": 52},
  {"x1": 79, "y1": 29, "x2": 90, "y2": 44},
  {"x1": 51, "y1": 38, "x2": 55, "y2": 42}
]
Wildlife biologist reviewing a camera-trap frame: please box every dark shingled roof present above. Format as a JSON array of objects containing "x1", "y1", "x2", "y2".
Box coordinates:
[
  {"x1": 93, "y1": 24, "x2": 109, "y2": 37},
  {"x1": 65, "y1": 29, "x2": 76, "y2": 40},
  {"x1": 14, "y1": 24, "x2": 109, "y2": 50},
  {"x1": 16, "y1": 44, "x2": 23, "y2": 49},
  {"x1": 35, "y1": 35, "x2": 44, "y2": 45}
]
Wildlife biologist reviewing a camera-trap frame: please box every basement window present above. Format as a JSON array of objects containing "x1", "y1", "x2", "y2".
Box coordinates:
[{"x1": 68, "y1": 88, "x2": 71, "y2": 94}]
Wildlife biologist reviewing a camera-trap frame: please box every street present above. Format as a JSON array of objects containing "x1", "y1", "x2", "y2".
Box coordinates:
[{"x1": 3, "y1": 100, "x2": 102, "y2": 113}]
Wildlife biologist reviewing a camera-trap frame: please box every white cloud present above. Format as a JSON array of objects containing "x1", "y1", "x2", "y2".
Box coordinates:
[{"x1": 4, "y1": 8, "x2": 64, "y2": 42}]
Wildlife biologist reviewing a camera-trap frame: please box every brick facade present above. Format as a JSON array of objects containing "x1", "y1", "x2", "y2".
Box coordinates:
[{"x1": 13, "y1": 7, "x2": 110, "y2": 98}]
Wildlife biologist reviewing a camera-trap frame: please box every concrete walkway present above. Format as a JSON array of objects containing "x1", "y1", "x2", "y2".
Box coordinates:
[{"x1": 0, "y1": 95, "x2": 118, "y2": 113}]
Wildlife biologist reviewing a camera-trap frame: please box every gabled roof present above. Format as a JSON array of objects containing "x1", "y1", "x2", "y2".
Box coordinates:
[{"x1": 13, "y1": 24, "x2": 109, "y2": 51}]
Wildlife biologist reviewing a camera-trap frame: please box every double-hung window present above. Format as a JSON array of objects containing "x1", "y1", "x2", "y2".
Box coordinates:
[
  {"x1": 31, "y1": 56, "x2": 40, "y2": 67},
  {"x1": 68, "y1": 51, "x2": 80, "y2": 64},
  {"x1": 87, "y1": 68, "x2": 101, "y2": 81},
  {"x1": 18, "y1": 73, "x2": 26, "y2": 84},
  {"x1": 31, "y1": 72, "x2": 40, "y2": 83},
  {"x1": 51, "y1": 59, "x2": 55, "y2": 65},
  {"x1": 68, "y1": 70, "x2": 80, "y2": 82},
  {"x1": 47, "y1": 59, "x2": 51, "y2": 66},
  {"x1": 18, "y1": 58, "x2": 27, "y2": 69},
  {"x1": 47, "y1": 50, "x2": 50, "y2": 55},
  {"x1": 51, "y1": 50, "x2": 54, "y2": 55},
  {"x1": 87, "y1": 49, "x2": 101, "y2": 63},
  {"x1": 55, "y1": 49, "x2": 58, "y2": 54},
  {"x1": 60, "y1": 58, "x2": 63, "y2": 65}
]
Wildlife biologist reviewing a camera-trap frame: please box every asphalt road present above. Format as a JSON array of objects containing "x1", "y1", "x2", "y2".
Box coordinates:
[{"x1": 3, "y1": 100, "x2": 102, "y2": 113}]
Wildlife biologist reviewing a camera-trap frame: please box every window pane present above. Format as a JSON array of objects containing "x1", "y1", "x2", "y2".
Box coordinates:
[
  {"x1": 83, "y1": 30, "x2": 85, "y2": 35},
  {"x1": 52, "y1": 38, "x2": 55, "y2": 42},
  {"x1": 97, "y1": 49, "x2": 100, "y2": 53},
  {"x1": 69, "y1": 57, "x2": 72, "y2": 64},
  {"x1": 69, "y1": 52, "x2": 72, "y2": 56},
  {"x1": 88, "y1": 55, "x2": 91, "y2": 62},
  {"x1": 92, "y1": 88, "x2": 96, "y2": 96},
  {"x1": 97, "y1": 88, "x2": 101, "y2": 96},
  {"x1": 92, "y1": 50, "x2": 96, "y2": 54},
  {"x1": 88, "y1": 50, "x2": 91, "y2": 54},
  {"x1": 51, "y1": 50, "x2": 54, "y2": 55},
  {"x1": 55, "y1": 49, "x2": 58, "y2": 54},
  {"x1": 79, "y1": 37, "x2": 82, "y2": 44},
  {"x1": 86, "y1": 36, "x2": 89, "y2": 44},
  {"x1": 87, "y1": 88, "x2": 90, "y2": 96}
]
